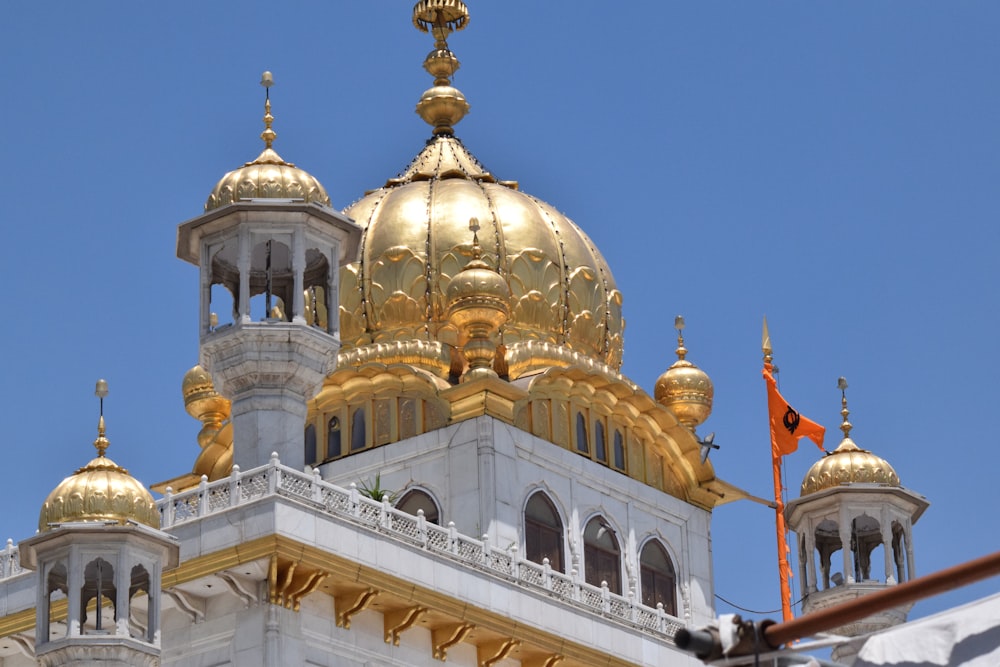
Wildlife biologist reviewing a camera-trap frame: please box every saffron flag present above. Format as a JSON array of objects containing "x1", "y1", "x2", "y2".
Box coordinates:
[{"x1": 763, "y1": 363, "x2": 825, "y2": 458}]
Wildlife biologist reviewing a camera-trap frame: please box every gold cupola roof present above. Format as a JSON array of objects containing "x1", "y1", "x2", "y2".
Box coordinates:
[
  {"x1": 654, "y1": 316, "x2": 714, "y2": 429},
  {"x1": 38, "y1": 381, "x2": 159, "y2": 532},
  {"x1": 337, "y1": 3, "x2": 624, "y2": 380},
  {"x1": 204, "y1": 72, "x2": 331, "y2": 211},
  {"x1": 800, "y1": 378, "x2": 900, "y2": 495}
]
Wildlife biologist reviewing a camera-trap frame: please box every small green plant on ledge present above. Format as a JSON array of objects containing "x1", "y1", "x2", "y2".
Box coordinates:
[{"x1": 358, "y1": 473, "x2": 399, "y2": 504}]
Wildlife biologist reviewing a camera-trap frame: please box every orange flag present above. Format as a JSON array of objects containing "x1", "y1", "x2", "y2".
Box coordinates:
[{"x1": 763, "y1": 362, "x2": 825, "y2": 457}]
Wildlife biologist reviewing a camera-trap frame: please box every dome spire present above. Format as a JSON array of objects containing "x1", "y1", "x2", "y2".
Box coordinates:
[
  {"x1": 94, "y1": 378, "x2": 109, "y2": 457},
  {"x1": 203, "y1": 72, "x2": 332, "y2": 211},
  {"x1": 260, "y1": 70, "x2": 276, "y2": 149},
  {"x1": 837, "y1": 376, "x2": 853, "y2": 439},
  {"x1": 413, "y1": 0, "x2": 471, "y2": 135},
  {"x1": 674, "y1": 315, "x2": 688, "y2": 361}
]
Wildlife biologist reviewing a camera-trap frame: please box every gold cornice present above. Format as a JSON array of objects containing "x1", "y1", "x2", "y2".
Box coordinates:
[
  {"x1": 3, "y1": 534, "x2": 677, "y2": 665},
  {"x1": 160, "y1": 535, "x2": 662, "y2": 666},
  {"x1": 441, "y1": 375, "x2": 529, "y2": 423},
  {"x1": 0, "y1": 605, "x2": 36, "y2": 638}
]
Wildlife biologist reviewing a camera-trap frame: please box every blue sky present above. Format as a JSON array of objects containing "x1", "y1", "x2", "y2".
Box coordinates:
[{"x1": 2, "y1": 0, "x2": 998, "y2": 642}]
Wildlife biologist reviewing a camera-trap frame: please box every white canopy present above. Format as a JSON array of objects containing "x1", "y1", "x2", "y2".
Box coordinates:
[{"x1": 854, "y1": 591, "x2": 1000, "y2": 667}]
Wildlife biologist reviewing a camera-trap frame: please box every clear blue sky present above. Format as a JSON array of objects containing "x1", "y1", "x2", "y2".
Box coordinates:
[{"x1": 2, "y1": 0, "x2": 998, "y2": 640}]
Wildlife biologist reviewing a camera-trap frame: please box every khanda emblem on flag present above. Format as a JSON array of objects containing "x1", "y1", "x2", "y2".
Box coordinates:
[
  {"x1": 783, "y1": 406, "x2": 801, "y2": 435},
  {"x1": 765, "y1": 363, "x2": 824, "y2": 458}
]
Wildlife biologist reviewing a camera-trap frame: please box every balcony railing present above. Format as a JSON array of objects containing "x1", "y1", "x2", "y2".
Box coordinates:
[{"x1": 3, "y1": 453, "x2": 684, "y2": 643}]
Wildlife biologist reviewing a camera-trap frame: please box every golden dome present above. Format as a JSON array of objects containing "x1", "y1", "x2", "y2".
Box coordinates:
[
  {"x1": 800, "y1": 437, "x2": 900, "y2": 495},
  {"x1": 336, "y1": 2, "x2": 623, "y2": 380},
  {"x1": 204, "y1": 147, "x2": 330, "y2": 212},
  {"x1": 655, "y1": 317, "x2": 713, "y2": 428},
  {"x1": 340, "y1": 136, "x2": 624, "y2": 378},
  {"x1": 205, "y1": 75, "x2": 331, "y2": 211},
  {"x1": 38, "y1": 417, "x2": 159, "y2": 532},
  {"x1": 800, "y1": 380, "x2": 899, "y2": 495}
]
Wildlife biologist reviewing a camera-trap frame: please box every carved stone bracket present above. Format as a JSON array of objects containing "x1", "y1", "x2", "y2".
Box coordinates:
[
  {"x1": 522, "y1": 655, "x2": 564, "y2": 667},
  {"x1": 164, "y1": 589, "x2": 205, "y2": 624},
  {"x1": 383, "y1": 605, "x2": 427, "y2": 645},
  {"x1": 478, "y1": 638, "x2": 520, "y2": 667},
  {"x1": 218, "y1": 571, "x2": 259, "y2": 608},
  {"x1": 432, "y1": 622, "x2": 474, "y2": 660},
  {"x1": 335, "y1": 587, "x2": 379, "y2": 629},
  {"x1": 267, "y1": 555, "x2": 328, "y2": 611}
]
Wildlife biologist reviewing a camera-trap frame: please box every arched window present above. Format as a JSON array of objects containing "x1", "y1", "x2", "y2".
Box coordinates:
[
  {"x1": 81, "y1": 558, "x2": 116, "y2": 633},
  {"x1": 304, "y1": 424, "x2": 317, "y2": 465},
  {"x1": 583, "y1": 517, "x2": 621, "y2": 594},
  {"x1": 595, "y1": 421, "x2": 607, "y2": 463},
  {"x1": 575, "y1": 412, "x2": 589, "y2": 453},
  {"x1": 640, "y1": 540, "x2": 677, "y2": 616},
  {"x1": 129, "y1": 564, "x2": 151, "y2": 640},
  {"x1": 613, "y1": 429, "x2": 626, "y2": 470},
  {"x1": 397, "y1": 489, "x2": 440, "y2": 525},
  {"x1": 327, "y1": 416, "x2": 342, "y2": 459},
  {"x1": 46, "y1": 562, "x2": 68, "y2": 640},
  {"x1": 350, "y1": 408, "x2": 366, "y2": 451},
  {"x1": 525, "y1": 492, "x2": 564, "y2": 572}
]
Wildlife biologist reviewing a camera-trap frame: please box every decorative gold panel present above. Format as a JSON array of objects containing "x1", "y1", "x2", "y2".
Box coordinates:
[
  {"x1": 400, "y1": 398, "x2": 417, "y2": 439},
  {"x1": 375, "y1": 399, "x2": 392, "y2": 446}
]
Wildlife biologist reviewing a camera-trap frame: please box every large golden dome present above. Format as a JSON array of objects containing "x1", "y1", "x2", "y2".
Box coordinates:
[
  {"x1": 38, "y1": 418, "x2": 159, "y2": 532},
  {"x1": 339, "y1": 135, "x2": 624, "y2": 379},
  {"x1": 335, "y1": 2, "x2": 623, "y2": 381}
]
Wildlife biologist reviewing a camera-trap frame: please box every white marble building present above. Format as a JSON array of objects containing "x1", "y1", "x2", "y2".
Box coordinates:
[{"x1": 0, "y1": 2, "x2": 752, "y2": 666}]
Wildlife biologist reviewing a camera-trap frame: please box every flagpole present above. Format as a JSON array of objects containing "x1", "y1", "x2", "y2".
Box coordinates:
[{"x1": 763, "y1": 317, "x2": 795, "y2": 623}]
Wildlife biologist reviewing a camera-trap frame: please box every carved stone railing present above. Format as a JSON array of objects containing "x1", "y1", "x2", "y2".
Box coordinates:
[
  {"x1": 4, "y1": 454, "x2": 683, "y2": 642},
  {"x1": 0, "y1": 539, "x2": 23, "y2": 580}
]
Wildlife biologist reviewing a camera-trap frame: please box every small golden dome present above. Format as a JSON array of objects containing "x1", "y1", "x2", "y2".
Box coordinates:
[
  {"x1": 204, "y1": 147, "x2": 331, "y2": 212},
  {"x1": 38, "y1": 418, "x2": 159, "y2": 532},
  {"x1": 205, "y1": 74, "x2": 331, "y2": 211},
  {"x1": 800, "y1": 437, "x2": 900, "y2": 495},
  {"x1": 444, "y1": 224, "x2": 511, "y2": 321},
  {"x1": 655, "y1": 317, "x2": 713, "y2": 428},
  {"x1": 800, "y1": 379, "x2": 899, "y2": 495}
]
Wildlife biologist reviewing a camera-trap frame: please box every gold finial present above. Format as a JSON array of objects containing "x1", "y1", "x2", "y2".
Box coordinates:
[
  {"x1": 469, "y1": 216, "x2": 482, "y2": 260},
  {"x1": 413, "y1": 1, "x2": 470, "y2": 135},
  {"x1": 94, "y1": 379, "x2": 110, "y2": 457},
  {"x1": 762, "y1": 316, "x2": 773, "y2": 364},
  {"x1": 837, "y1": 376, "x2": 852, "y2": 438},
  {"x1": 260, "y1": 71, "x2": 276, "y2": 149},
  {"x1": 413, "y1": 0, "x2": 469, "y2": 45},
  {"x1": 674, "y1": 315, "x2": 687, "y2": 361}
]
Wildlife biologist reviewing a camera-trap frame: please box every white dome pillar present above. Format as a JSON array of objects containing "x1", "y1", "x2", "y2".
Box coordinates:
[
  {"x1": 19, "y1": 524, "x2": 179, "y2": 667},
  {"x1": 177, "y1": 201, "x2": 360, "y2": 471}
]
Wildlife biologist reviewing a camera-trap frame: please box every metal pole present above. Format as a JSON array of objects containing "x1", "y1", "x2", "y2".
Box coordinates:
[{"x1": 764, "y1": 549, "x2": 1000, "y2": 648}]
